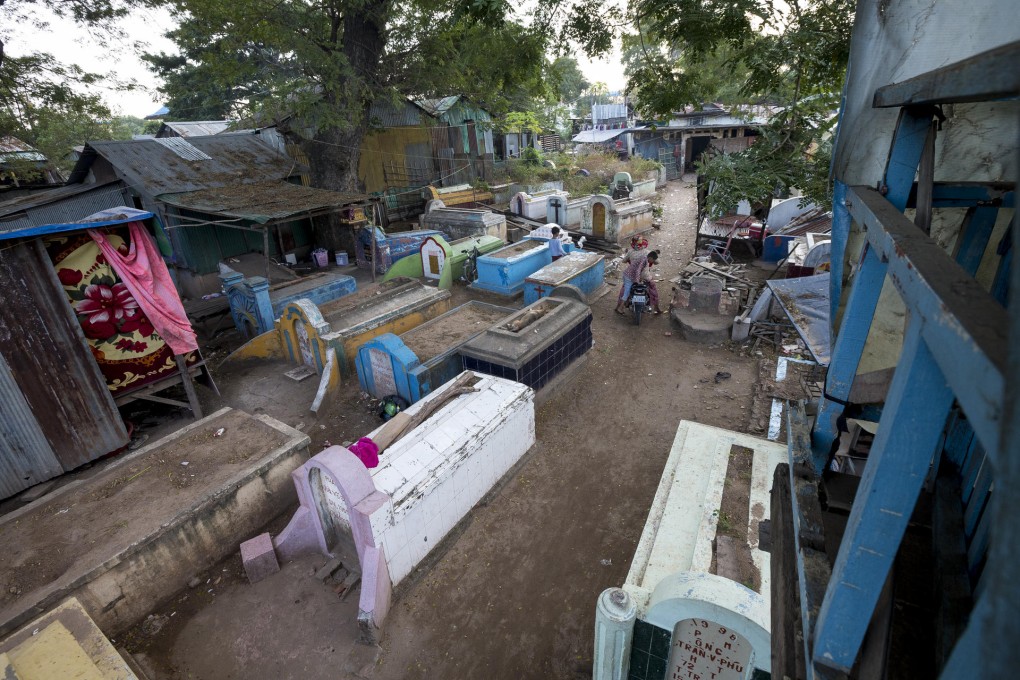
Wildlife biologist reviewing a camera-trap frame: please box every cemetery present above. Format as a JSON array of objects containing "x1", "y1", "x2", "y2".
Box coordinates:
[
  {"x1": 594, "y1": 421, "x2": 784, "y2": 680},
  {"x1": 420, "y1": 203, "x2": 507, "y2": 241},
  {"x1": 276, "y1": 277, "x2": 452, "y2": 375},
  {"x1": 382, "y1": 233, "x2": 506, "y2": 284},
  {"x1": 0, "y1": 408, "x2": 310, "y2": 640},
  {"x1": 460, "y1": 290, "x2": 594, "y2": 391},
  {"x1": 354, "y1": 301, "x2": 515, "y2": 403},
  {"x1": 354, "y1": 227, "x2": 448, "y2": 275},
  {"x1": 523, "y1": 250, "x2": 606, "y2": 304},
  {"x1": 260, "y1": 372, "x2": 536, "y2": 642},
  {"x1": 219, "y1": 265, "x2": 358, "y2": 337},
  {"x1": 469, "y1": 236, "x2": 576, "y2": 297}
]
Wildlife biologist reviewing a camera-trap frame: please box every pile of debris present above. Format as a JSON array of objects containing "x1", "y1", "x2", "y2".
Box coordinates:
[{"x1": 669, "y1": 259, "x2": 760, "y2": 313}]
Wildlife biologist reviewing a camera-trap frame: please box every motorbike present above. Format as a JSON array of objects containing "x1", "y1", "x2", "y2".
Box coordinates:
[{"x1": 628, "y1": 282, "x2": 650, "y2": 325}]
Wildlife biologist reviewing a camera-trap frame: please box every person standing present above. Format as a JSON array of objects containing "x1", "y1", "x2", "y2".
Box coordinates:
[{"x1": 548, "y1": 226, "x2": 567, "y2": 261}]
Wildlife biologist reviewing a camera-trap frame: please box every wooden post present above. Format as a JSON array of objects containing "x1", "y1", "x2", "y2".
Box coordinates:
[
  {"x1": 263, "y1": 227, "x2": 270, "y2": 280},
  {"x1": 175, "y1": 355, "x2": 203, "y2": 420}
]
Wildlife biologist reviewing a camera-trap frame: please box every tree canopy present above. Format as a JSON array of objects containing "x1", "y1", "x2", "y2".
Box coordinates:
[{"x1": 625, "y1": 0, "x2": 853, "y2": 215}]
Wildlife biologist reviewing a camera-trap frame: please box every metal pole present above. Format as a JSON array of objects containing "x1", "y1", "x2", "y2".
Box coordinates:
[
  {"x1": 370, "y1": 205, "x2": 377, "y2": 283},
  {"x1": 263, "y1": 227, "x2": 270, "y2": 279}
]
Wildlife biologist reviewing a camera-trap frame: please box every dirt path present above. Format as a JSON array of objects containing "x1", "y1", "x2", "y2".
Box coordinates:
[
  {"x1": 124, "y1": 176, "x2": 761, "y2": 680},
  {"x1": 370, "y1": 178, "x2": 758, "y2": 680}
]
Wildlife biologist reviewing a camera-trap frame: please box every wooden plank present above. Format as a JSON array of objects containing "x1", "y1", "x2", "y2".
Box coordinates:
[
  {"x1": 0, "y1": 239, "x2": 128, "y2": 471},
  {"x1": 786, "y1": 402, "x2": 845, "y2": 680},
  {"x1": 812, "y1": 325, "x2": 954, "y2": 673},
  {"x1": 770, "y1": 463, "x2": 805, "y2": 680},
  {"x1": 855, "y1": 573, "x2": 894, "y2": 679},
  {"x1": 688, "y1": 259, "x2": 755, "y2": 285},
  {"x1": 933, "y1": 470, "x2": 973, "y2": 672},
  {"x1": 176, "y1": 355, "x2": 203, "y2": 419},
  {"x1": 848, "y1": 185, "x2": 1008, "y2": 459},
  {"x1": 872, "y1": 40, "x2": 1020, "y2": 107}
]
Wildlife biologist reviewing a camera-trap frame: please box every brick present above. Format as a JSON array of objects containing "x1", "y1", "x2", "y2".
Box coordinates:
[{"x1": 240, "y1": 532, "x2": 280, "y2": 584}]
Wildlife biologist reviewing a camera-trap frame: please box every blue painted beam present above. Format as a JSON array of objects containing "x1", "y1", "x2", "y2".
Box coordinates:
[
  {"x1": 811, "y1": 244, "x2": 887, "y2": 468},
  {"x1": 955, "y1": 207, "x2": 999, "y2": 276},
  {"x1": 848, "y1": 186, "x2": 1007, "y2": 459},
  {"x1": 991, "y1": 241, "x2": 1011, "y2": 306},
  {"x1": 829, "y1": 181, "x2": 851, "y2": 325},
  {"x1": 883, "y1": 110, "x2": 936, "y2": 210},
  {"x1": 812, "y1": 323, "x2": 954, "y2": 673}
]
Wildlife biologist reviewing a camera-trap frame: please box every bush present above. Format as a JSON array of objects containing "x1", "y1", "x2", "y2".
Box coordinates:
[{"x1": 520, "y1": 147, "x2": 543, "y2": 166}]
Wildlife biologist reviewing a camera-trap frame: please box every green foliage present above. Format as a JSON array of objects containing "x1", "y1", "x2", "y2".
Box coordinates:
[
  {"x1": 497, "y1": 150, "x2": 658, "y2": 197},
  {"x1": 626, "y1": 0, "x2": 853, "y2": 212},
  {"x1": 520, "y1": 146, "x2": 543, "y2": 166},
  {"x1": 0, "y1": 52, "x2": 125, "y2": 174},
  {"x1": 546, "y1": 56, "x2": 590, "y2": 104},
  {"x1": 499, "y1": 111, "x2": 544, "y2": 135}
]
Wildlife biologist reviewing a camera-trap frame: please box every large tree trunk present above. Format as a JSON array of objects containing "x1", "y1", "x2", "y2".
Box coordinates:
[
  {"x1": 304, "y1": 0, "x2": 389, "y2": 253},
  {"x1": 304, "y1": 0, "x2": 389, "y2": 195}
]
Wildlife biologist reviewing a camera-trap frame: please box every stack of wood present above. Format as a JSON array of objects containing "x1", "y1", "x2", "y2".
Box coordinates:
[{"x1": 669, "y1": 259, "x2": 762, "y2": 311}]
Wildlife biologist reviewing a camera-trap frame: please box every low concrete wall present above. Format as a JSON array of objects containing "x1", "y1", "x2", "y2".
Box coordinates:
[{"x1": 0, "y1": 409, "x2": 310, "y2": 639}]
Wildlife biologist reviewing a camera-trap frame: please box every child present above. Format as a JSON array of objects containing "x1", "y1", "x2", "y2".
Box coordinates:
[{"x1": 549, "y1": 226, "x2": 566, "y2": 261}]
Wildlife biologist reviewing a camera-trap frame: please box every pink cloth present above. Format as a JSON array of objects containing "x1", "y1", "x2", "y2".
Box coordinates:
[
  {"x1": 89, "y1": 221, "x2": 198, "y2": 355},
  {"x1": 348, "y1": 437, "x2": 380, "y2": 468}
]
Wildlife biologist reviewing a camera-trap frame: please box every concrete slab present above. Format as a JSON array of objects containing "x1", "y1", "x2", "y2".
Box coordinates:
[
  {"x1": 0, "y1": 408, "x2": 310, "y2": 639},
  {"x1": 623, "y1": 421, "x2": 786, "y2": 614},
  {"x1": 0, "y1": 598, "x2": 138, "y2": 680}
]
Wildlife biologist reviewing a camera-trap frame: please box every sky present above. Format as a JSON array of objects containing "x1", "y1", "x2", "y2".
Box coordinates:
[
  {"x1": 6, "y1": 6, "x2": 629, "y2": 119},
  {"x1": 6, "y1": 6, "x2": 179, "y2": 118}
]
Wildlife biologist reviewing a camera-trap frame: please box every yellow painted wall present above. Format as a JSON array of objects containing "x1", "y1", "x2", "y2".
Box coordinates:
[
  {"x1": 221, "y1": 330, "x2": 284, "y2": 365},
  {"x1": 331, "y1": 297, "x2": 453, "y2": 375},
  {"x1": 358, "y1": 127, "x2": 434, "y2": 194}
]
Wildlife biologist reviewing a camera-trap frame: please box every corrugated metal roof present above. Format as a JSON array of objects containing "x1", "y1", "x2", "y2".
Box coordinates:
[
  {"x1": 592, "y1": 104, "x2": 629, "y2": 122},
  {"x1": 369, "y1": 99, "x2": 430, "y2": 128},
  {"x1": 571, "y1": 128, "x2": 629, "y2": 143},
  {"x1": 69, "y1": 135, "x2": 303, "y2": 196},
  {"x1": 158, "y1": 180, "x2": 371, "y2": 224},
  {"x1": 157, "y1": 120, "x2": 234, "y2": 137},
  {"x1": 0, "y1": 182, "x2": 129, "y2": 234},
  {"x1": 416, "y1": 96, "x2": 461, "y2": 117},
  {"x1": 146, "y1": 105, "x2": 171, "y2": 120},
  {"x1": 153, "y1": 137, "x2": 214, "y2": 160},
  {"x1": 0, "y1": 136, "x2": 47, "y2": 162}
]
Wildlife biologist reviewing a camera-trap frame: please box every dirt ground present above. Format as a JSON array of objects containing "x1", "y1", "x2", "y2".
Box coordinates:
[{"x1": 111, "y1": 175, "x2": 766, "y2": 680}]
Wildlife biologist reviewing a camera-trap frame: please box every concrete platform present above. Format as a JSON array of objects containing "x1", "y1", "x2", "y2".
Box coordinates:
[
  {"x1": 0, "y1": 408, "x2": 310, "y2": 639},
  {"x1": 0, "y1": 598, "x2": 138, "y2": 679},
  {"x1": 671, "y1": 308, "x2": 733, "y2": 343}
]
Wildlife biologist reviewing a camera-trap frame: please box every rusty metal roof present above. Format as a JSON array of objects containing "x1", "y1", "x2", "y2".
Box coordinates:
[
  {"x1": 0, "y1": 136, "x2": 47, "y2": 162},
  {"x1": 0, "y1": 182, "x2": 129, "y2": 234},
  {"x1": 68, "y1": 134, "x2": 304, "y2": 196},
  {"x1": 158, "y1": 180, "x2": 371, "y2": 224}
]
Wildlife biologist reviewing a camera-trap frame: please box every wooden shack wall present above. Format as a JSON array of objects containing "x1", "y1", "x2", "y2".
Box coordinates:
[
  {"x1": 358, "y1": 126, "x2": 435, "y2": 194},
  {"x1": 0, "y1": 239, "x2": 128, "y2": 497}
]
